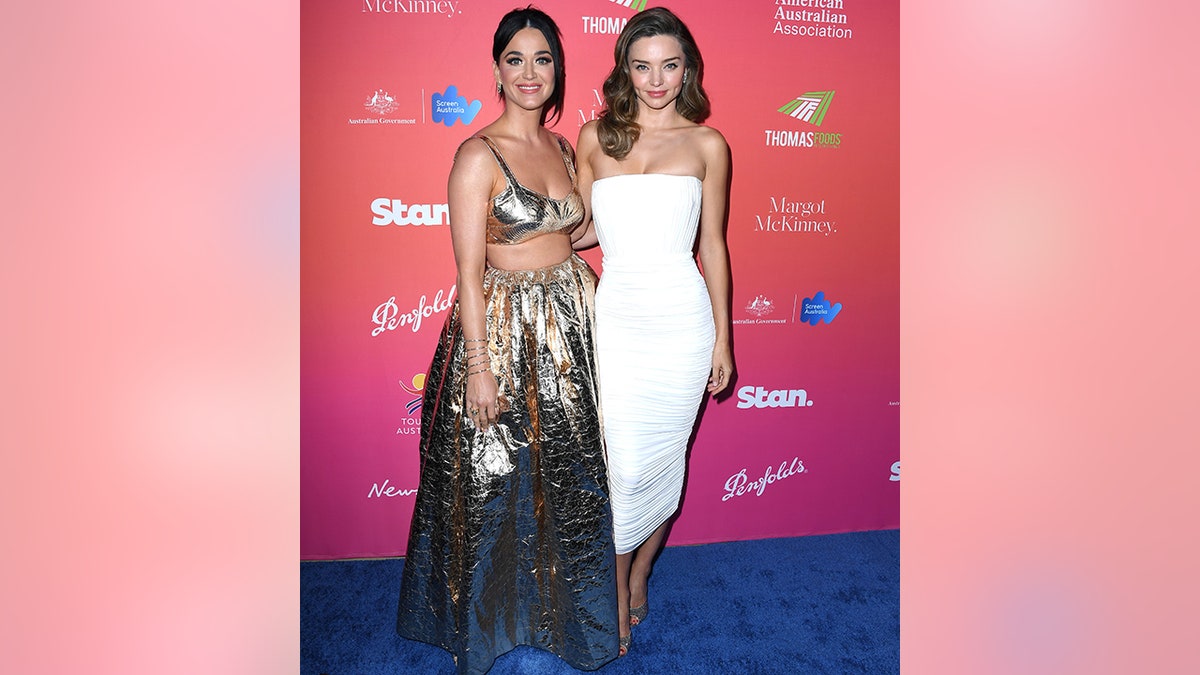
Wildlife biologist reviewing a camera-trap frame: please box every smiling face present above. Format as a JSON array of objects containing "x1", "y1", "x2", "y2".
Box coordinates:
[
  {"x1": 626, "y1": 34, "x2": 686, "y2": 112},
  {"x1": 494, "y1": 27, "x2": 556, "y2": 112}
]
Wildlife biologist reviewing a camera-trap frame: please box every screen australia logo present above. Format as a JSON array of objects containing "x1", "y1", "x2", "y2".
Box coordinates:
[
  {"x1": 766, "y1": 90, "x2": 843, "y2": 148},
  {"x1": 432, "y1": 85, "x2": 482, "y2": 126}
]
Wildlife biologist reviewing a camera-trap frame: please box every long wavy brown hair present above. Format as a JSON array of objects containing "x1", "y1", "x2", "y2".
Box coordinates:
[{"x1": 597, "y1": 7, "x2": 711, "y2": 160}]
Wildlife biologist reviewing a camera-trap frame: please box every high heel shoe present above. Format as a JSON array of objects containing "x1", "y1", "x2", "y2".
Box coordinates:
[
  {"x1": 629, "y1": 601, "x2": 649, "y2": 626},
  {"x1": 618, "y1": 632, "x2": 632, "y2": 657}
]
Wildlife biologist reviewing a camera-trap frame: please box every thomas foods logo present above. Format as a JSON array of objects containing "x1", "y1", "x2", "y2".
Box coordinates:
[
  {"x1": 780, "y1": 91, "x2": 835, "y2": 126},
  {"x1": 606, "y1": 0, "x2": 647, "y2": 10},
  {"x1": 432, "y1": 85, "x2": 482, "y2": 126},
  {"x1": 766, "y1": 91, "x2": 843, "y2": 148}
]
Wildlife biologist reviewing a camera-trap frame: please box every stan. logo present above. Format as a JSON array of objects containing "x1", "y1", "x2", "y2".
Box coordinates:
[
  {"x1": 799, "y1": 291, "x2": 842, "y2": 325},
  {"x1": 431, "y1": 85, "x2": 482, "y2": 127},
  {"x1": 736, "y1": 385, "x2": 814, "y2": 409},
  {"x1": 890, "y1": 461, "x2": 900, "y2": 482},
  {"x1": 365, "y1": 89, "x2": 399, "y2": 115}
]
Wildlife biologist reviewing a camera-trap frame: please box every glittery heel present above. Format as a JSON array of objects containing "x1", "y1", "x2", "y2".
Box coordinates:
[{"x1": 629, "y1": 602, "x2": 648, "y2": 626}]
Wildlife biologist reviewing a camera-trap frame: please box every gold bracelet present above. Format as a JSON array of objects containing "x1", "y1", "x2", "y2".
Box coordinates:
[{"x1": 467, "y1": 365, "x2": 492, "y2": 376}]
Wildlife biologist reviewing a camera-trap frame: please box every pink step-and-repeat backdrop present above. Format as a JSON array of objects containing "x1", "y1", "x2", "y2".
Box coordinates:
[{"x1": 302, "y1": 0, "x2": 898, "y2": 560}]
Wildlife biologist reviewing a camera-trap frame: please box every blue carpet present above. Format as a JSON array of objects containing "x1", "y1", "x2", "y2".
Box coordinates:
[{"x1": 301, "y1": 529, "x2": 898, "y2": 674}]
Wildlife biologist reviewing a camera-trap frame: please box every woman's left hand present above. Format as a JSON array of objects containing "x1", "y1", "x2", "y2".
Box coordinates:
[{"x1": 707, "y1": 344, "x2": 733, "y2": 395}]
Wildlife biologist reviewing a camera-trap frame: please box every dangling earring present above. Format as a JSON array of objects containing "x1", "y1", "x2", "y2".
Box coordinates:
[
  {"x1": 497, "y1": 82, "x2": 503, "y2": 94},
  {"x1": 682, "y1": 72, "x2": 689, "y2": 84}
]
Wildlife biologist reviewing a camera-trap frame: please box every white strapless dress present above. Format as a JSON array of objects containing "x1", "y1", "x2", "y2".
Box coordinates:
[{"x1": 591, "y1": 174, "x2": 715, "y2": 554}]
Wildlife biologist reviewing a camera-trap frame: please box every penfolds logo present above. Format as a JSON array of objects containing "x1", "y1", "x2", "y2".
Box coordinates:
[
  {"x1": 371, "y1": 286, "x2": 456, "y2": 336},
  {"x1": 722, "y1": 456, "x2": 806, "y2": 501}
]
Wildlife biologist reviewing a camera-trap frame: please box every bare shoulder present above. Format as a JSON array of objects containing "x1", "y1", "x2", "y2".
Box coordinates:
[
  {"x1": 451, "y1": 136, "x2": 496, "y2": 173},
  {"x1": 576, "y1": 121, "x2": 600, "y2": 157},
  {"x1": 691, "y1": 125, "x2": 729, "y2": 155}
]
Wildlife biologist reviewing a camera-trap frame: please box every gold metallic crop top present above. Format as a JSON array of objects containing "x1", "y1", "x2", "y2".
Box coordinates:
[{"x1": 475, "y1": 134, "x2": 585, "y2": 245}]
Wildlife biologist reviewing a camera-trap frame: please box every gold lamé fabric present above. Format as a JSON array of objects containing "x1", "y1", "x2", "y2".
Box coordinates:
[
  {"x1": 475, "y1": 134, "x2": 586, "y2": 245},
  {"x1": 397, "y1": 254, "x2": 619, "y2": 675}
]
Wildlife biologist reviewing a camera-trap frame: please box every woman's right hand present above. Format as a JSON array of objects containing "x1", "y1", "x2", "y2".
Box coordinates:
[{"x1": 466, "y1": 369, "x2": 500, "y2": 430}]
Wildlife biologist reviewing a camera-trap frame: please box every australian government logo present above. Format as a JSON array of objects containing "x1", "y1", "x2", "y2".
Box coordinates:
[
  {"x1": 772, "y1": 0, "x2": 852, "y2": 40},
  {"x1": 361, "y1": 0, "x2": 460, "y2": 18},
  {"x1": 734, "y1": 294, "x2": 791, "y2": 326},
  {"x1": 766, "y1": 91, "x2": 843, "y2": 148},
  {"x1": 349, "y1": 88, "x2": 418, "y2": 126},
  {"x1": 371, "y1": 286, "x2": 456, "y2": 336}
]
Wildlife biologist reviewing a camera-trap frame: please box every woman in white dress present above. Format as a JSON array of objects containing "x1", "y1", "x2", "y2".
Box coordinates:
[{"x1": 574, "y1": 7, "x2": 733, "y2": 656}]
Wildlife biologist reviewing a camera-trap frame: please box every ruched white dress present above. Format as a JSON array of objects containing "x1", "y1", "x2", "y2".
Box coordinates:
[{"x1": 591, "y1": 174, "x2": 715, "y2": 554}]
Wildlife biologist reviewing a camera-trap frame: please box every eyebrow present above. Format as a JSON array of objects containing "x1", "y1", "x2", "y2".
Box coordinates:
[
  {"x1": 504, "y1": 50, "x2": 553, "y2": 59},
  {"x1": 630, "y1": 56, "x2": 682, "y2": 64}
]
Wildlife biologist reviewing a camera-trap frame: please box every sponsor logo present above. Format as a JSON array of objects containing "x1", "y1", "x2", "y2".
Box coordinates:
[
  {"x1": 772, "y1": 0, "x2": 853, "y2": 40},
  {"x1": 733, "y1": 294, "x2": 792, "y2": 326},
  {"x1": 799, "y1": 291, "x2": 842, "y2": 325},
  {"x1": 399, "y1": 373, "x2": 427, "y2": 415},
  {"x1": 431, "y1": 85, "x2": 482, "y2": 126},
  {"x1": 779, "y1": 91, "x2": 835, "y2": 126},
  {"x1": 367, "y1": 478, "x2": 418, "y2": 498},
  {"x1": 607, "y1": 0, "x2": 648, "y2": 11},
  {"x1": 361, "y1": 0, "x2": 459, "y2": 18},
  {"x1": 349, "y1": 88, "x2": 419, "y2": 126},
  {"x1": 371, "y1": 286, "x2": 456, "y2": 336},
  {"x1": 746, "y1": 295, "x2": 775, "y2": 317},
  {"x1": 754, "y1": 196, "x2": 837, "y2": 235},
  {"x1": 767, "y1": 91, "x2": 843, "y2": 148},
  {"x1": 365, "y1": 89, "x2": 400, "y2": 115},
  {"x1": 371, "y1": 198, "x2": 449, "y2": 226},
  {"x1": 582, "y1": 15, "x2": 630, "y2": 34},
  {"x1": 736, "y1": 385, "x2": 814, "y2": 409},
  {"x1": 890, "y1": 461, "x2": 900, "y2": 482},
  {"x1": 722, "y1": 456, "x2": 806, "y2": 501}
]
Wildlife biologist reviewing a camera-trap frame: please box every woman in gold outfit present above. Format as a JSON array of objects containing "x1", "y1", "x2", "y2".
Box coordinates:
[{"x1": 396, "y1": 7, "x2": 619, "y2": 675}]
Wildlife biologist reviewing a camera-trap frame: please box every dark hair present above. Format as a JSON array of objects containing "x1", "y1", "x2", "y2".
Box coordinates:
[
  {"x1": 597, "y1": 7, "x2": 710, "y2": 159},
  {"x1": 492, "y1": 6, "x2": 567, "y2": 127}
]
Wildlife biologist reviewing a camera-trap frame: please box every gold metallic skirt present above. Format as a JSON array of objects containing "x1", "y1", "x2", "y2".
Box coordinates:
[{"x1": 397, "y1": 254, "x2": 618, "y2": 674}]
